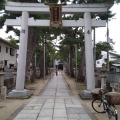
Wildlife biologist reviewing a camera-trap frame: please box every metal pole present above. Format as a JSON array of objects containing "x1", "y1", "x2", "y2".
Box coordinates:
[{"x1": 107, "y1": 20, "x2": 109, "y2": 71}]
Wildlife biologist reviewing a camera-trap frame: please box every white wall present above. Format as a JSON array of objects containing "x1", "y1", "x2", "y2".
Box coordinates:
[
  {"x1": 0, "y1": 42, "x2": 17, "y2": 68},
  {"x1": 96, "y1": 51, "x2": 119, "y2": 68}
]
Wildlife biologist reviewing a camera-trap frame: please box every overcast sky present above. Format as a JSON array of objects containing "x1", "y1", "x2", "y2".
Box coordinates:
[
  {"x1": 96, "y1": 3, "x2": 120, "y2": 54},
  {"x1": 0, "y1": 3, "x2": 120, "y2": 53}
]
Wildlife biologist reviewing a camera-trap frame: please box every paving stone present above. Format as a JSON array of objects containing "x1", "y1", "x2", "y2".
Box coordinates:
[
  {"x1": 26, "y1": 104, "x2": 43, "y2": 107},
  {"x1": 72, "y1": 100, "x2": 81, "y2": 105},
  {"x1": 37, "y1": 99, "x2": 46, "y2": 104},
  {"x1": 39, "y1": 108, "x2": 53, "y2": 117},
  {"x1": 19, "y1": 110, "x2": 40, "y2": 114},
  {"x1": 65, "y1": 99, "x2": 73, "y2": 104},
  {"x1": 37, "y1": 117, "x2": 52, "y2": 120},
  {"x1": 29, "y1": 101, "x2": 38, "y2": 104},
  {"x1": 55, "y1": 103, "x2": 65, "y2": 108},
  {"x1": 53, "y1": 109, "x2": 67, "y2": 118},
  {"x1": 15, "y1": 114, "x2": 38, "y2": 119},
  {"x1": 29, "y1": 99, "x2": 38, "y2": 102},
  {"x1": 68, "y1": 119, "x2": 79, "y2": 120},
  {"x1": 53, "y1": 118, "x2": 68, "y2": 120},
  {"x1": 43, "y1": 103, "x2": 54, "y2": 108},
  {"x1": 79, "y1": 114, "x2": 92, "y2": 120},
  {"x1": 23, "y1": 106, "x2": 34, "y2": 110},
  {"x1": 66, "y1": 104, "x2": 83, "y2": 108},
  {"x1": 46, "y1": 99, "x2": 55, "y2": 103},
  {"x1": 55, "y1": 99, "x2": 64, "y2": 103},
  {"x1": 68, "y1": 114, "x2": 80, "y2": 119},
  {"x1": 33, "y1": 106, "x2": 42, "y2": 110},
  {"x1": 14, "y1": 119, "x2": 36, "y2": 120},
  {"x1": 67, "y1": 108, "x2": 87, "y2": 114}
]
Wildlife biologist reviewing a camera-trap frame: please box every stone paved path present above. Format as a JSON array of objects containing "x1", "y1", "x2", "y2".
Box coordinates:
[{"x1": 13, "y1": 72, "x2": 93, "y2": 120}]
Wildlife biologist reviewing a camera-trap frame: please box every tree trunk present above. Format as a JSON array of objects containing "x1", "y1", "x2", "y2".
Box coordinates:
[
  {"x1": 70, "y1": 45, "x2": 74, "y2": 78},
  {"x1": 25, "y1": 27, "x2": 36, "y2": 82},
  {"x1": 39, "y1": 53, "x2": 44, "y2": 78},
  {"x1": 77, "y1": 48, "x2": 85, "y2": 82},
  {"x1": 30, "y1": 52, "x2": 36, "y2": 83}
]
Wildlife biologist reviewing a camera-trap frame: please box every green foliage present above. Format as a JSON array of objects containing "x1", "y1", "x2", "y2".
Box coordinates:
[
  {"x1": 8, "y1": 0, "x2": 39, "y2": 3},
  {"x1": 109, "y1": 60, "x2": 117, "y2": 64},
  {"x1": 99, "y1": 10, "x2": 116, "y2": 20},
  {"x1": 0, "y1": 0, "x2": 5, "y2": 10},
  {"x1": 96, "y1": 42, "x2": 113, "y2": 59},
  {"x1": 8, "y1": 35, "x2": 19, "y2": 47}
]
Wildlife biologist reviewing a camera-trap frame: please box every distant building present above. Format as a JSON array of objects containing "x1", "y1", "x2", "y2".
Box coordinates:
[
  {"x1": 110, "y1": 63, "x2": 120, "y2": 72},
  {"x1": 96, "y1": 51, "x2": 120, "y2": 68},
  {"x1": 0, "y1": 37, "x2": 18, "y2": 68}
]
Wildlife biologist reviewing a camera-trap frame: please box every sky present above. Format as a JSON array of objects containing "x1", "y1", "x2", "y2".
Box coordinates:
[
  {"x1": 95, "y1": 3, "x2": 120, "y2": 54},
  {"x1": 0, "y1": 3, "x2": 120, "y2": 53}
]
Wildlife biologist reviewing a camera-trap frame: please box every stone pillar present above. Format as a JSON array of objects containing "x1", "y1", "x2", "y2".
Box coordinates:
[
  {"x1": 8, "y1": 11, "x2": 31, "y2": 98},
  {"x1": 0, "y1": 68, "x2": 4, "y2": 87},
  {"x1": 94, "y1": 67, "x2": 99, "y2": 87},
  {"x1": 12, "y1": 69, "x2": 17, "y2": 85},
  {"x1": 1, "y1": 86, "x2": 7, "y2": 100},
  {"x1": 84, "y1": 12, "x2": 95, "y2": 91},
  {"x1": 100, "y1": 67, "x2": 107, "y2": 89}
]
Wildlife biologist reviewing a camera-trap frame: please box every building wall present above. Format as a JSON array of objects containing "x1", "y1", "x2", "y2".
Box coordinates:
[
  {"x1": 0, "y1": 42, "x2": 17, "y2": 68},
  {"x1": 96, "y1": 51, "x2": 120, "y2": 68}
]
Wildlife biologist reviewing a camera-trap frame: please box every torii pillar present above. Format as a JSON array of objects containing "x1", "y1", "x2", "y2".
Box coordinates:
[
  {"x1": 9, "y1": 11, "x2": 31, "y2": 98},
  {"x1": 83, "y1": 12, "x2": 95, "y2": 97}
]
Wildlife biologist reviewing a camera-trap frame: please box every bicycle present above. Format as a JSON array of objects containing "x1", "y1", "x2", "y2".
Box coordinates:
[{"x1": 91, "y1": 88, "x2": 120, "y2": 120}]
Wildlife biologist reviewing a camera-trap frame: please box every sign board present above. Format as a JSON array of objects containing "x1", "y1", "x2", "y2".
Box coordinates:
[{"x1": 50, "y1": 4, "x2": 62, "y2": 27}]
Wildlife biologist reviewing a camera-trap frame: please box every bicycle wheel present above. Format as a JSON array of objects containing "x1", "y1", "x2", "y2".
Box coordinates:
[
  {"x1": 108, "y1": 105, "x2": 118, "y2": 120},
  {"x1": 92, "y1": 99, "x2": 107, "y2": 113}
]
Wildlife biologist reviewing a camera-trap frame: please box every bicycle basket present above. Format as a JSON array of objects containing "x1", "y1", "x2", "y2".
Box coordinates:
[
  {"x1": 105, "y1": 92, "x2": 120, "y2": 105},
  {"x1": 91, "y1": 88, "x2": 101, "y2": 100}
]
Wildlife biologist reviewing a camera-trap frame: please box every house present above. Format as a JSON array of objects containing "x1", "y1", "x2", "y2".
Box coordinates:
[
  {"x1": 0, "y1": 37, "x2": 18, "y2": 68},
  {"x1": 96, "y1": 51, "x2": 120, "y2": 68},
  {"x1": 110, "y1": 63, "x2": 120, "y2": 72}
]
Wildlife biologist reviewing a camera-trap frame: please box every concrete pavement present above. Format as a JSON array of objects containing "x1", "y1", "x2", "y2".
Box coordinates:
[{"x1": 13, "y1": 71, "x2": 95, "y2": 120}]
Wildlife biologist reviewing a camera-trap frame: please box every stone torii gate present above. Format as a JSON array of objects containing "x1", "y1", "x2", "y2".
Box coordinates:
[{"x1": 5, "y1": 2, "x2": 112, "y2": 98}]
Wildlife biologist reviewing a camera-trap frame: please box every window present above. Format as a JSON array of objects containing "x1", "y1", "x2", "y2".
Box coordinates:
[
  {"x1": 0, "y1": 46, "x2": 1, "y2": 52},
  {"x1": 10, "y1": 48, "x2": 15, "y2": 56},
  {"x1": 4, "y1": 60, "x2": 7, "y2": 67},
  {"x1": 97, "y1": 61, "x2": 100, "y2": 64},
  {"x1": 6, "y1": 47, "x2": 8, "y2": 53}
]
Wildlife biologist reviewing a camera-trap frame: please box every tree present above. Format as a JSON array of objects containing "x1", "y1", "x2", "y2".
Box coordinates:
[
  {"x1": 8, "y1": 35, "x2": 19, "y2": 47},
  {"x1": 0, "y1": 0, "x2": 5, "y2": 10},
  {"x1": 96, "y1": 42, "x2": 113, "y2": 60}
]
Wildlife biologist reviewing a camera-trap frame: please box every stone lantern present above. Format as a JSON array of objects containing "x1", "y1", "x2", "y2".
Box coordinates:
[
  {"x1": 94, "y1": 66, "x2": 99, "y2": 87},
  {"x1": 100, "y1": 64, "x2": 107, "y2": 89}
]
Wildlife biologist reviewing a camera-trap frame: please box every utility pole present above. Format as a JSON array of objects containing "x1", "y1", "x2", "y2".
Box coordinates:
[{"x1": 107, "y1": 19, "x2": 109, "y2": 71}]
